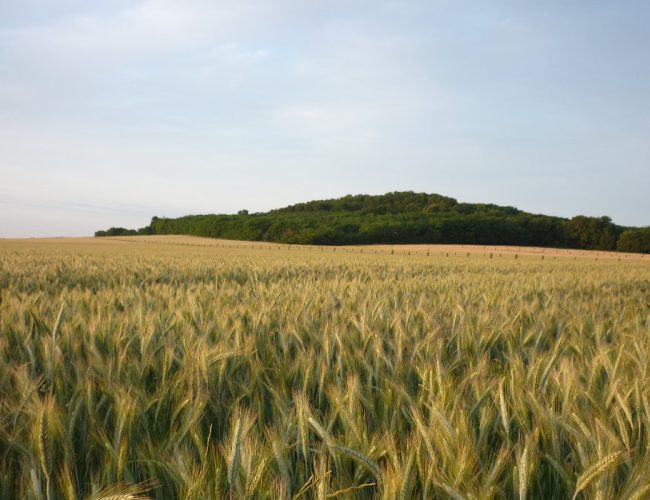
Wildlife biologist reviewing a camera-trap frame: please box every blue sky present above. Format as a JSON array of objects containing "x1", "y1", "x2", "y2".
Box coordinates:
[{"x1": 1, "y1": 0, "x2": 649, "y2": 237}]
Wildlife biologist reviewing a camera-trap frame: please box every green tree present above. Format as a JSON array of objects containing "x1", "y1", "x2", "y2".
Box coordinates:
[{"x1": 617, "y1": 228, "x2": 650, "y2": 253}]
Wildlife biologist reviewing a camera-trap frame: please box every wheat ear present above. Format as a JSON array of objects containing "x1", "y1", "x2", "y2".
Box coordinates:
[
  {"x1": 518, "y1": 443, "x2": 529, "y2": 500},
  {"x1": 227, "y1": 413, "x2": 243, "y2": 493},
  {"x1": 572, "y1": 451, "x2": 624, "y2": 500},
  {"x1": 37, "y1": 408, "x2": 51, "y2": 498},
  {"x1": 330, "y1": 444, "x2": 381, "y2": 482}
]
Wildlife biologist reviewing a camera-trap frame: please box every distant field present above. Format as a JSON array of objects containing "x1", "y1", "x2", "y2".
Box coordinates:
[
  {"x1": 1, "y1": 237, "x2": 649, "y2": 498},
  {"x1": 2, "y1": 235, "x2": 647, "y2": 261}
]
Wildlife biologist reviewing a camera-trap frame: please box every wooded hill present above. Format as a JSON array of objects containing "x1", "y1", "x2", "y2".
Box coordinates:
[{"x1": 95, "y1": 191, "x2": 650, "y2": 253}]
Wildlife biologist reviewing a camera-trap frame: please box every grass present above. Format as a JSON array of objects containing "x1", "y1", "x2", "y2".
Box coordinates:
[{"x1": 0, "y1": 237, "x2": 649, "y2": 498}]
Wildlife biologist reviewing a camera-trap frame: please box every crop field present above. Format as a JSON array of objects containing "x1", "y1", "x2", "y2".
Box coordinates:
[{"x1": 1, "y1": 236, "x2": 649, "y2": 499}]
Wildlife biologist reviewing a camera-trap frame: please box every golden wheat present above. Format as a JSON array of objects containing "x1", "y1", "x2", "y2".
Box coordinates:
[{"x1": 0, "y1": 237, "x2": 648, "y2": 498}]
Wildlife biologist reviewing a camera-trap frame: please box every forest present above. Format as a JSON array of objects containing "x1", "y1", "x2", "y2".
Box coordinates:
[{"x1": 95, "y1": 192, "x2": 650, "y2": 253}]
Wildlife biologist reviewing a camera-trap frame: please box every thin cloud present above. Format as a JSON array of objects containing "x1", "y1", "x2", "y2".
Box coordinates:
[{"x1": 1, "y1": 0, "x2": 649, "y2": 236}]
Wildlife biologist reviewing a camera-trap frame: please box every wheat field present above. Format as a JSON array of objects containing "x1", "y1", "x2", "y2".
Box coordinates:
[{"x1": 1, "y1": 237, "x2": 649, "y2": 499}]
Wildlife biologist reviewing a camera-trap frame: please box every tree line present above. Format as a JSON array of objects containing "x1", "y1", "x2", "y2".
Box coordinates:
[{"x1": 95, "y1": 192, "x2": 650, "y2": 253}]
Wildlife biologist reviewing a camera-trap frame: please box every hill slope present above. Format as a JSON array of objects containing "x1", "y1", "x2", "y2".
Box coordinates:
[{"x1": 96, "y1": 191, "x2": 650, "y2": 252}]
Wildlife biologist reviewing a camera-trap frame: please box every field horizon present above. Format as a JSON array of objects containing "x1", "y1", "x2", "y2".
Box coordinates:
[{"x1": 2, "y1": 235, "x2": 649, "y2": 263}]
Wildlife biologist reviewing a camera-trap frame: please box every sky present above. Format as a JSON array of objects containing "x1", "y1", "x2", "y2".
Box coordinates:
[{"x1": 1, "y1": 0, "x2": 649, "y2": 237}]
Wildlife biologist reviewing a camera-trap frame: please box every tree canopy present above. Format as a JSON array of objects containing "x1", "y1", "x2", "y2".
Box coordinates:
[{"x1": 95, "y1": 191, "x2": 648, "y2": 253}]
